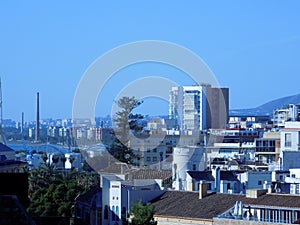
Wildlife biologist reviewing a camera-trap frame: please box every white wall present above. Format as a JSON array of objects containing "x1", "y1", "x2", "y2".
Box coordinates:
[
  {"x1": 281, "y1": 151, "x2": 300, "y2": 170},
  {"x1": 238, "y1": 171, "x2": 272, "y2": 190},
  {"x1": 172, "y1": 146, "x2": 206, "y2": 190}
]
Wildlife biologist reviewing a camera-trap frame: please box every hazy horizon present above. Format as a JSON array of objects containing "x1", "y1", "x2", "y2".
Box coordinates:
[{"x1": 1, "y1": 1, "x2": 300, "y2": 121}]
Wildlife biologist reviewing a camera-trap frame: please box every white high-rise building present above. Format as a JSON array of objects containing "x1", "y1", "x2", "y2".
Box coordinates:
[{"x1": 169, "y1": 84, "x2": 229, "y2": 131}]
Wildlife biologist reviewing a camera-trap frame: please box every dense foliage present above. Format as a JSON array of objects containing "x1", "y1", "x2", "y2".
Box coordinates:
[
  {"x1": 129, "y1": 200, "x2": 157, "y2": 225},
  {"x1": 27, "y1": 161, "x2": 100, "y2": 217}
]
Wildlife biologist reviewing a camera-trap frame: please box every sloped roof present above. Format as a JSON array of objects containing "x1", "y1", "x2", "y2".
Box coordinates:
[
  {"x1": 151, "y1": 191, "x2": 244, "y2": 220},
  {"x1": 187, "y1": 171, "x2": 215, "y2": 181},
  {"x1": 130, "y1": 169, "x2": 172, "y2": 180},
  {"x1": 220, "y1": 171, "x2": 239, "y2": 182},
  {"x1": 0, "y1": 194, "x2": 36, "y2": 225},
  {"x1": 151, "y1": 191, "x2": 300, "y2": 220},
  {"x1": 187, "y1": 171, "x2": 239, "y2": 182},
  {"x1": 0, "y1": 143, "x2": 14, "y2": 152},
  {"x1": 75, "y1": 185, "x2": 102, "y2": 204},
  {"x1": 98, "y1": 162, "x2": 137, "y2": 174},
  {"x1": 243, "y1": 193, "x2": 300, "y2": 208}
]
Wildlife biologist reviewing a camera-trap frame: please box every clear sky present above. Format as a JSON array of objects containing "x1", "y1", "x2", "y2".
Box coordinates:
[{"x1": 1, "y1": 1, "x2": 300, "y2": 122}]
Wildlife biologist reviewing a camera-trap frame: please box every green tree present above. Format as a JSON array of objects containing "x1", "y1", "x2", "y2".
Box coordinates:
[
  {"x1": 129, "y1": 200, "x2": 157, "y2": 225},
  {"x1": 27, "y1": 162, "x2": 100, "y2": 217},
  {"x1": 112, "y1": 96, "x2": 145, "y2": 164}
]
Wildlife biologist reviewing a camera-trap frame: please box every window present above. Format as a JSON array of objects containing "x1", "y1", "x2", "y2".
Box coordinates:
[
  {"x1": 146, "y1": 156, "x2": 151, "y2": 162},
  {"x1": 227, "y1": 183, "x2": 231, "y2": 190},
  {"x1": 258, "y1": 180, "x2": 262, "y2": 185},
  {"x1": 153, "y1": 156, "x2": 157, "y2": 161},
  {"x1": 121, "y1": 207, "x2": 126, "y2": 218},
  {"x1": 104, "y1": 205, "x2": 108, "y2": 219},
  {"x1": 153, "y1": 148, "x2": 157, "y2": 152},
  {"x1": 112, "y1": 206, "x2": 115, "y2": 221},
  {"x1": 207, "y1": 183, "x2": 212, "y2": 190},
  {"x1": 192, "y1": 164, "x2": 196, "y2": 171},
  {"x1": 285, "y1": 133, "x2": 292, "y2": 147},
  {"x1": 147, "y1": 148, "x2": 151, "y2": 153},
  {"x1": 116, "y1": 206, "x2": 119, "y2": 221}
]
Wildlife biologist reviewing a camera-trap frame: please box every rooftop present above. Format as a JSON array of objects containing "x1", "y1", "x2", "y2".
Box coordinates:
[
  {"x1": 151, "y1": 191, "x2": 300, "y2": 221},
  {"x1": 75, "y1": 184, "x2": 101, "y2": 204},
  {"x1": 187, "y1": 170, "x2": 239, "y2": 182},
  {"x1": 0, "y1": 143, "x2": 14, "y2": 152}
]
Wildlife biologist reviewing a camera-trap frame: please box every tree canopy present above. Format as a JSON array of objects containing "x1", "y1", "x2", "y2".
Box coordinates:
[
  {"x1": 129, "y1": 199, "x2": 157, "y2": 225},
  {"x1": 27, "y1": 161, "x2": 100, "y2": 217},
  {"x1": 111, "y1": 96, "x2": 146, "y2": 164}
]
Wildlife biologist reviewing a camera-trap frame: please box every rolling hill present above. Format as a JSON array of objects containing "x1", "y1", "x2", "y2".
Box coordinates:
[{"x1": 229, "y1": 93, "x2": 300, "y2": 116}]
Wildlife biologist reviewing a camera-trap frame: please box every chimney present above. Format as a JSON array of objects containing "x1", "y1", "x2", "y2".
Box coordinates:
[
  {"x1": 246, "y1": 189, "x2": 267, "y2": 198},
  {"x1": 199, "y1": 180, "x2": 207, "y2": 199},
  {"x1": 268, "y1": 184, "x2": 273, "y2": 194},
  {"x1": 35, "y1": 92, "x2": 40, "y2": 142}
]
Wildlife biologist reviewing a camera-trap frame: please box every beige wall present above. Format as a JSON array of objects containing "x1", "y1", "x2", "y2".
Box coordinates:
[
  {"x1": 155, "y1": 216, "x2": 212, "y2": 225},
  {"x1": 213, "y1": 218, "x2": 294, "y2": 225}
]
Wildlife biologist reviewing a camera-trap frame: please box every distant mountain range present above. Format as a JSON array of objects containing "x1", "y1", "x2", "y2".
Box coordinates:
[{"x1": 229, "y1": 93, "x2": 300, "y2": 117}]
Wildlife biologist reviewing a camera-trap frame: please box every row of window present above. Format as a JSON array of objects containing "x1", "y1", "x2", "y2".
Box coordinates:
[{"x1": 146, "y1": 156, "x2": 158, "y2": 162}]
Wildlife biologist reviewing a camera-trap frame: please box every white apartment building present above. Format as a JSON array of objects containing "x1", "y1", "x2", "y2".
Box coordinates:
[
  {"x1": 273, "y1": 104, "x2": 300, "y2": 128},
  {"x1": 169, "y1": 84, "x2": 229, "y2": 131},
  {"x1": 278, "y1": 122, "x2": 300, "y2": 170},
  {"x1": 102, "y1": 174, "x2": 165, "y2": 225}
]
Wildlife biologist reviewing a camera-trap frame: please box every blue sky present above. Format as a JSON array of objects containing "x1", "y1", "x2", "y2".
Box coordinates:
[{"x1": 1, "y1": 1, "x2": 300, "y2": 121}]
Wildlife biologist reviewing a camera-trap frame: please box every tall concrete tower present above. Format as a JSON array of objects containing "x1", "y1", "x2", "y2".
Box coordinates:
[
  {"x1": 35, "y1": 92, "x2": 40, "y2": 142},
  {"x1": 21, "y1": 112, "x2": 24, "y2": 136}
]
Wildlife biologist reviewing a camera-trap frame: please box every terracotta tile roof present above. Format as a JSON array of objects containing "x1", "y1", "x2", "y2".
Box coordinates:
[
  {"x1": 243, "y1": 193, "x2": 300, "y2": 208},
  {"x1": 130, "y1": 169, "x2": 172, "y2": 180},
  {"x1": 151, "y1": 191, "x2": 244, "y2": 220},
  {"x1": 98, "y1": 162, "x2": 138, "y2": 174},
  {"x1": 151, "y1": 191, "x2": 300, "y2": 220}
]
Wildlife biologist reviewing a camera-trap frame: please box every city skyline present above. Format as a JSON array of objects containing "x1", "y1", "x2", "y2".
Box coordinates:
[{"x1": 1, "y1": 1, "x2": 300, "y2": 121}]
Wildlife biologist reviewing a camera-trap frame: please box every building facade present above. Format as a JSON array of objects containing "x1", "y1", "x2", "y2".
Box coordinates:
[{"x1": 169, "y1": 84, "x2": 229, "y2": 131}]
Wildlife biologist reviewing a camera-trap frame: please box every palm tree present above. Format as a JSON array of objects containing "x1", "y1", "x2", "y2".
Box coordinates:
[
  {"x1": 41, "y1": 152, "x2": 48, "y2": 164},
  {"x1": 52, "y1": 154, "x2": 60, "y2": 169},
  {"x1": 68, "y1": 155, "x2": 75, "y2": 169}
]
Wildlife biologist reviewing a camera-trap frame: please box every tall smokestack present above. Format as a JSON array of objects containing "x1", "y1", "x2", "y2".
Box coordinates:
[{"x1": 35, "y1": 92, "x2": 40, "y2": 142}]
